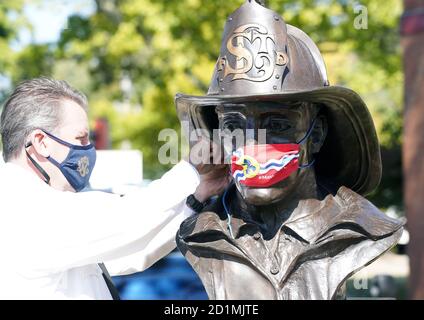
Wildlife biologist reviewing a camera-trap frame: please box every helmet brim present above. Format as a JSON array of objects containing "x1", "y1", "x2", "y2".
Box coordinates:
[{"x1": 175, "y1": 85, "x2": 382, "y2": 196}]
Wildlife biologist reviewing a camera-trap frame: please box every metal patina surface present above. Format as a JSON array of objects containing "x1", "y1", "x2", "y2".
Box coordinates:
[{"x1": 175, "y1": 0, "x2": 405, "y2": 300}]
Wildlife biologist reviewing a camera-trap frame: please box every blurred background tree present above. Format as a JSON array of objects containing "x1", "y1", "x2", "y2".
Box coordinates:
[
  {"x1": 0, "y1": 0, "x2": 26, "y2": 101},
  {"x1": 0, "y1": 0, "x2": 403, "y2": 211},
  {"x1": 402, "y1": 0, "x2": 424, "y2": 299}
]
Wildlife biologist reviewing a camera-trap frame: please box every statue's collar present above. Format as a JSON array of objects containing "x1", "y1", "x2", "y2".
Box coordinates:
[{"x1": 179, "y1": 186, "x2": 404, "y2": 245}]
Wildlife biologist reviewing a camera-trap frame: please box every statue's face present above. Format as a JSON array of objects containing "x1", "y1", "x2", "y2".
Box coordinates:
[{"x1": 216, "y1": 101, "x2": 326, "y2": 205}]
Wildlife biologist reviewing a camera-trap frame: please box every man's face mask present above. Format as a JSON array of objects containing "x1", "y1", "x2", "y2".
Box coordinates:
[
  {"x1": 26, "y1": 130, "x2": 97, "y2": 192},
  {"x1": 231, "y1": 117, "x2": 316, "y2": 188}
]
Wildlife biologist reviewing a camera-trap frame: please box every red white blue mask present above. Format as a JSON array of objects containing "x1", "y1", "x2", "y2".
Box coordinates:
[
  {"x1": 230, "y1": 117, "x2": 317, "y2": 187},
  {"x1": 231, "y1": 144, "x2": 300, "y2": 187}
]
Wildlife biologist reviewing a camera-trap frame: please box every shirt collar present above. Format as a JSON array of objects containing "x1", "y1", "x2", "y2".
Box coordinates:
[{"x1": 1, "y1": 162, "x2": 51, "y2": 189}]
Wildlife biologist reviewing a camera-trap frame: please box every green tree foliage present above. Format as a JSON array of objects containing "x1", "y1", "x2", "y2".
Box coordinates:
[{"x1": 0, "y1": 0, "x2": 26, "y2": 101}]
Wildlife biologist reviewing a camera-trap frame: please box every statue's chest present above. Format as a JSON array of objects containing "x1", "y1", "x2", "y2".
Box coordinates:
[{"x1": 208, "y1": 231, "x2": 312, "y2": 299}]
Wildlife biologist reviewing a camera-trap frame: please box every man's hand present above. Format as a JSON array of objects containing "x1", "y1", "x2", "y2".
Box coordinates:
[
  {"x1": 194, "y1": 165, "x2": 231, "y2": 202},
  {"x1": 188, "y1": 137, "x2": 232, "y2": 202}
]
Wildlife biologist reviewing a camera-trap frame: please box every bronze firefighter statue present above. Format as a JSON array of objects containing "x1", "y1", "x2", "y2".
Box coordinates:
[{"x1": 174, "y1": 0, "x2": 405, "y2": 300}]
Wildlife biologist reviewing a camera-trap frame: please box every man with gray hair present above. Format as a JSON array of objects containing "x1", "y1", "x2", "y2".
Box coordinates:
[{"x1": 0, "y1": 77, "x2": 229, "y2": 299}]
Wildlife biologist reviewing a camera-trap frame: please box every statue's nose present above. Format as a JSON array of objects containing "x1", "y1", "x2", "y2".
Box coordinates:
[
  {"x1": 245, "y1": 116, "x2": 267, "y2": 145},
  {"x1": 245, "y1": 116, "x2": 256, "y2": 142}
]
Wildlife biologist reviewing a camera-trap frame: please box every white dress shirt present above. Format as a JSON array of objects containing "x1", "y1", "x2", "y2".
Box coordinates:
[{"x1": 0, "y1": 160, "x2": 199, "y2": 299}]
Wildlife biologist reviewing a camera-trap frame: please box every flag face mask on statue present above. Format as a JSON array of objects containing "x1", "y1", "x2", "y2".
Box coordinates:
[{"x1": 231, "y1": 117, "x2": 316, "y2": 188}]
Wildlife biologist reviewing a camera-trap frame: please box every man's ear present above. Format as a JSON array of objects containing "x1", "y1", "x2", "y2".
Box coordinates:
[
  {"x1": 310, "y1": 114, "x2": 328, "y2": 153},
  {"x1": 28, "y1": 130, "x2": 50, "y2": 158}
]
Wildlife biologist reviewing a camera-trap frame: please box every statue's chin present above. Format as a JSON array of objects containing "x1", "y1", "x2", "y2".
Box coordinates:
[
  {"x1": 234, "y1": 172, "x2": 304, "y2": 206},
  {"x1": 237, "y1": 185, "x2": 291, "y2": 206}
]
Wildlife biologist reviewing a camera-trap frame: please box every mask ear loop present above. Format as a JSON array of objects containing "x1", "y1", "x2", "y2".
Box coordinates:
[
  {"x1": 296, "y1": 116, "x2": 317, "y2": 145},
  {"x1": 296, "y1": 116, "x2": 318, "y2": 169},
  {"x1": 299, "y1": 158, "x2": 316, "y2": 169},
  {"x1": 25, "y1": 141, "x2": 51, "y2": 185},
  {"x1": 222, "y1": 183, "x2": 235, "y2": 239},
  {"x1": 41, "y1": 129, "x2": 94, "y2": 150}
]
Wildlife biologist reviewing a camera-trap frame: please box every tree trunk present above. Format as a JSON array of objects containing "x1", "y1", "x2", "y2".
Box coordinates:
[{"x1": 402, "y1": 0, "x2": 424, "y2": 300}]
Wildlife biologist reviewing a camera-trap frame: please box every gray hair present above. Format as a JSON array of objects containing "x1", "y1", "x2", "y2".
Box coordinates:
[{"x1": 0, "y1": 77, "x2": 88, "y2": 162}]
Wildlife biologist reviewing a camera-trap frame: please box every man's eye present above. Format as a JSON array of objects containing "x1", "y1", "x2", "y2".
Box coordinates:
[{"x1": 77, "y1": 136, "x2": 89, "y2": 145}]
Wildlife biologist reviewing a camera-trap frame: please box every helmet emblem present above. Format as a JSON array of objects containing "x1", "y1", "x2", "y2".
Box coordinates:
[{"x1": 218, "y1": 23, "x2": 288, "y2": 83}]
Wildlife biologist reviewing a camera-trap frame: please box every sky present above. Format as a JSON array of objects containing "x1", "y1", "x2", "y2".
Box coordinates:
[
  {"x1": 15, "y1": 0, "x2": 95, "y2": 49},
  {"x1": 0, "y1": 0, "x2": 95, "y2": 91}
]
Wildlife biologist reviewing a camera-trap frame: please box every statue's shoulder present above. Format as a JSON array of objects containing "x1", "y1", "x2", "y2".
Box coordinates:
[
  {"x1": 282, "y1": 187, "x2": 405, "y2": 299},
  {"x1": 334, "y1": 186, "x2": 405, "y2": 239},
  {"x1": 282, "y1": 186, "x2": 405, "y2": 248},
  {"x1": 177, "y1": 198, "x2": 227, "y2": 247}
]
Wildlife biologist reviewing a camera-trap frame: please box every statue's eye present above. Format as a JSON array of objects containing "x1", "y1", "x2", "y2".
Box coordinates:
[
  {"x1": 220, "y1": 118, "x2": 245, "y2": 133},
  {"x1": 223, "y1": 122, "x2": 238, "y2": 132},
  {"x1": 267, "y1": 119, "x2": 292, "y2": 132}
]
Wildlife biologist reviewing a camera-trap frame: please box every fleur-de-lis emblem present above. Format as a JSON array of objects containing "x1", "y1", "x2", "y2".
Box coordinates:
[
  {"x1": 219, "y1": 23, "x2": 289, "y2": 83},
  {"x1": 236, "y1": 155, "x2": 260, "y2": 178},
  {"x1": 77, "y1": 156, "x2": 90, "y2": 177}
]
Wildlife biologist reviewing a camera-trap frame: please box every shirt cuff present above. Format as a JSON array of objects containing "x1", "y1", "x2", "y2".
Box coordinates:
[
  {"x1": 183, "y1": 203, "x2": 196, "y2": 218},
  {"x1": 174, "y1": 159, "x2": 201, "y2": 188}
]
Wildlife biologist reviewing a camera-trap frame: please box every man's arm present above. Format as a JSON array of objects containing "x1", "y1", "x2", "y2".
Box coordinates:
[
  {"x1": 105, "y1": 163, "x2": 230, "y2": 276},
  {"x1": 22, "y1": 160, "x2": 200, "y2": 274},
  {"x1": 104, "y1": 204, "x2": 194, "y2": 276},
  {"x1": 22, "y1": 159, "x2": 229, "y2": 276}
]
